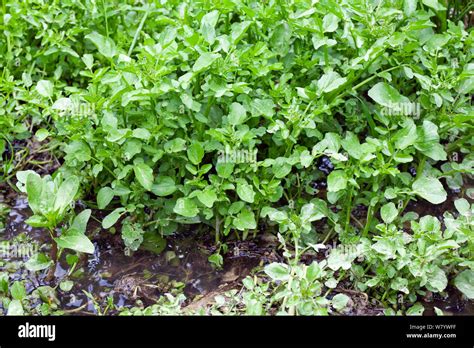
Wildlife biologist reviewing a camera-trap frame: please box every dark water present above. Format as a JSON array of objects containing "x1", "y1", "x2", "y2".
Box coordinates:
[
  {"x1": 0, "y1": 194, "x2": 259, "y2": 315},
  {"x1": 423, "y1": 288, "x2": 474, "y2": 316}
]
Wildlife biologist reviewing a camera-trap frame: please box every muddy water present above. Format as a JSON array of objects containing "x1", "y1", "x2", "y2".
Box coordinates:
[
  {"x1": 423, "y1": 288, "x2": 474, "y2": 316},
  {"x1": 0, "y1": 194, "x2": 260, "y2": 315}
]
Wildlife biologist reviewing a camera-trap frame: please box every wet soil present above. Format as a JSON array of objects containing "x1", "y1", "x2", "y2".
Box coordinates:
[{"x1": 0, "y1": 191, "x2": 267, "y2": 315}]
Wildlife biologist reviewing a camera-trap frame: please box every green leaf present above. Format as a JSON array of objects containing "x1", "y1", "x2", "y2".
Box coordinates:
[
  {"x1": 102, "y1": 208, "x2": 125, "y2": 229},
  {"x1": 85, "y1": 31, "x2": 118, "y2": 58},
  {"x1": 97, "y1": 187, "x2": 114, "y2": 209},
  {"x1": 317, "y1": 71, "x2": 347, "y2": 93},
  {"x1": 164, "y1": 138, "x2": 187, "y2": 153},
  {"x1": 25, "y1": 253, "x2": 52, "y2": 272},
  {"x1": 208, "y1": 253, "x2": 223, "y2": 268},
  {"x1": 426, "y1": 266, "x2": 447, "y2": 292},
  {"x1": 35, "y1": 128, "x2": 49, "y2": 141},
  {"x1": 59, "y1": 280, "x2": 74, "y2": 292},
  {"x1": 391, "y1": 277, "x2": 409, "y2": 294},
  {"x1": 233, "y1": 208, "x2": 257, "y2": 231},
  {"x1": 7, "y1": 300, "x2": 24, "y2": 316},
  {"x1": 422, "y1": 0, "x2": 446, "y2": 11},
  {"x1": 264, "y1": 263, "x2": 289, "y2": 281},
  {"x1": 54, "y1": 176, "x2": 80, "y2": 215},
  {"x1": 372, "y1": 239, "x2": 397, "y2": 258},
  {"x1": 11, "y1": 281, "x2": 26, "y2": 301},
  {"x1": 236, "y1": 181, "x2": 255, "y2": 203},
  {"x1": 272, "y1": 160, "x2": 292, "y2": 178},
  {"x1": 300, "y1": 203, "x2": 325, "y2": 222},
  {"x1": 187, "y1": 142, "x2": 205, "y2": 165},
  {"x1": 454, "y1": 270, "x2": 474, "y2": 299},
  {"x1": 200, "y1": 10, "x2": 219, "y2": 44},
  {"x1": 414, "y1": 121, "x2": 447, "y2": 161},
  {"x1": 381, "y1": 202, "x2": 398, "y2": 224},
  {"x1": 70, "y1": 209, "x2": 91, "y2": 234},
  {"x1": 270, "y1": 22, "x2": 291, "y2": 55},
  {"x1": 328, "y1": 247, "x2": 360, "y2": 270},
  {"x1": 306, "y1": 262, "x2": 322, "y2": 282},
  {"x1": 261, "y1": 207, "x2": 288, "y2": 223},
  {"x1": 82, "y1": 54, "x2": 94, "y2": 69},
  {"x1": 123, "y1": 139, "x2": 142, "y2": 161},
  {"x1": 393, "y1": 119, "x2": 417, "y2": 150},
  {"x1": 26, "y1": 173, "x2": 43, "y2": 215},
  {"x1": 134, "y1": 163, "x2": 154, "y2": 191},
  {"x1": 197, "y1": 188, "x2": 218, "y2": 208},
  {"x1": 121, "y1": 221, "x2": 144, "y2": 251},
  {"x1": 25, "y1": 215, "x2": 50, "y2": 228},
  {"x1": 216, "y1": 162, "x2": 234, "y2": 178},
  {"x1": 36, "y1": 80, "x2": 54, "y2": 98},
  {"x1": 404, "y1": 0, "x2": 417, "y2": 16},
  {"x1": 64, "y1": 141, "x2": 91, "y2": 162},
  {"x1": 56, "y1": 229, "x2": 95, "y2": 254},
  {"x1": 406, "y1": 303, "x2": 425, "y2": 316},
  {"x1": 332, "y1": 293, "x2": 350, "y2": 311},
  {"x1": 192, "y1": 52, "x2": 220, "y2": 73},
  {"x1": 173, "y1": 198, "x2": 199, "y2": 217},
  {"x1": 151, "y1": 176, "x2": 177, "y2": 197},
  {"x1": 231, "y1": 21, "x2": 251, "y2": 43},
  {"x1": 327, "y1": 170, "x2": 348, "y2": 192},
  {"x1": 454, "y1": 198, "x2": 470, "y2": 216},
  {"x1": 368, "y1": 82, "x2": 409, "y2": 107},
  {"x1": 251, "y1": 98, "x2": 275, "y2": 118},
  {"x1": 227, "y1": 102, "x2": 247, "y2": 126},
  {"x1": 412, "y1": 177, "x2": 447, "y2": 204},
  {"x1": 322, "y1": 13, "x2": 340, "y2": 33}
]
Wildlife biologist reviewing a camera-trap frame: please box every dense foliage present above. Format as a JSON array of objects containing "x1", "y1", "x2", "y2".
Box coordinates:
[{"x1": 0, "y1": 0, "x2": 473, "y2": 315}]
